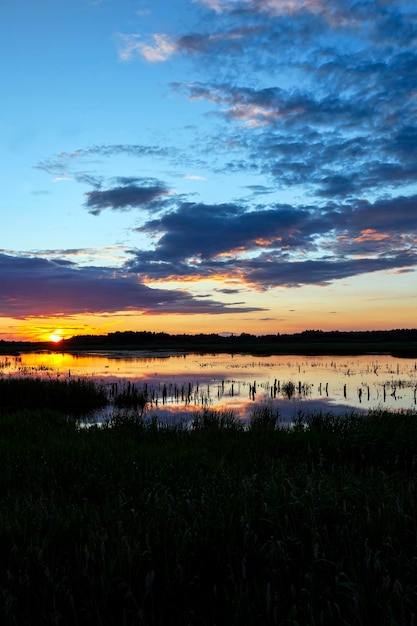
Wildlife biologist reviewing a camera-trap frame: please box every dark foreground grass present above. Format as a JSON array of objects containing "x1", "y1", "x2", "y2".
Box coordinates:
[
  {"x1": 1, "y1": 405, "x2": 417, "y2": 625},
  {"x1": 0, "y1": 377, "x2": 108, "y2": 416}
]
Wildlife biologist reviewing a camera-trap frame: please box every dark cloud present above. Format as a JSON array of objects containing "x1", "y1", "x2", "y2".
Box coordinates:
[
  {"x1": 85, "y1": 182, "x2": 171, "y2": 215},
  {"x1": 0, "y1": 253, "x2": 265, "y2": 318},
  {"x1": 134, "y1": 201, "x2": 322, "y2": 261},
  {"x1": 237, "y1": 251, "x2": 417, "y2": 289},
  {"x1": 114, "y1": 176, "x2": 146, "y2": 186},
  {"x1": 348, "y1": 195, "x2": 417, "y2": 234},
  {"x1": 129, "y1": 247, "x2": 417, "y2": 289},
  {"x1": 176, "y1": 24, "x2": 265, "y2": 58},
  {"x1": 215, "y1": 288, "x2": 242, "y2": 294},
  {"x1": 126, "y1": 194, "x2": 417, "y2": 288}
]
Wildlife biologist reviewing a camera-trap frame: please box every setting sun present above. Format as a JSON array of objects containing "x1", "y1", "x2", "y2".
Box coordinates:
[{"x1": 49, "y1": 330, "x2": 64, "y2": 343}]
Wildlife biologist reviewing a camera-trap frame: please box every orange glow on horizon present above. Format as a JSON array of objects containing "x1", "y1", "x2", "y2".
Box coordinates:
[
  {"x1": 1, "y1": 269, "x2": 416, "y2": 343},
  {"x1": 49, "y1": 331, "x2": 64, "y2": 343},
  {"x1": 2, "y1": 309, "x2": 416, "y2": 344}
]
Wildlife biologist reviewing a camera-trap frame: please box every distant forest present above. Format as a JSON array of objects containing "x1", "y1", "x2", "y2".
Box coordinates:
[
  {"x1": 44, "y1": 328, "x2": 417, "y2": 357},
  {"x1": 1, "y1": 329, "x2": 417, "y2": 356},
  {"x1": 61, "y1": 328, "x2": 417, "y2": 347}
]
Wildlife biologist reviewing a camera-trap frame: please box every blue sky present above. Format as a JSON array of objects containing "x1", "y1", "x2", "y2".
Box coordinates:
[{"x1": 1, "y1": 0, "x2": 416, "y2": 341}]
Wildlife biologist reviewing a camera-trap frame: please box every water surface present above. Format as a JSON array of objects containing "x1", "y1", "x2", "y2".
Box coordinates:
[{"x1": 1, "y1": 351, "x2": 416, "y2": 422}]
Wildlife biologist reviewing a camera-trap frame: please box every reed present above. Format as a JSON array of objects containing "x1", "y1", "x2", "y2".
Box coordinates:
[
  {"x1": 0, "y1": 377, "x2": 108, "y2": 416},
  {"x1": 113, "y1": 382, "x2": 149, "y2": 416}
]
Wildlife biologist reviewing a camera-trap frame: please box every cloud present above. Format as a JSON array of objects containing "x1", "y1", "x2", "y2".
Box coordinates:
[
  {"x1": 195, "y1": 0, "x2": 316, "y2": 14},
  {"x1": 195, "y1": 0, "x2": 407, "y2": 29},
  {"x1": 134, "y1": 201, "x2": 320, "y2": 261},
  {"x1": 215, "y1": 288, "x2": 242, "y2": 294},
  {"x1": 193, "y1": 0, "x2": 240, "y2": 12},
  {"x1": 85, "y1": 182, "x2": 171, "y2": 215},
  {"x1": 5, "y1": 247, "x2": 130, "y2": 268},
  {"x1": 126, "y1": 194, "x2": 417, "y2": 288},
  {"x1": 33, "y1": 0, "x2": 417, "y2": 303},
  {"x1": 197, "y1": 0, "x2": 349, "y2": 25},
  {"x1": 237, "y1": 251, "x2": 417, "y2": 288},
  {"x1": 129, "y1": 247, "x2": 417, "y2": 290},
  {"x1": 175, "y1": 72, "x2": 417, "y2": 197},
  {"x1": 36, "y1": 144, "x2": 177, "y2": 179},
  {"x1": 184, "y1": 83, "x2": 359, "y2": 128},
  {"x1": 84, "y1": 144, "x2": 176, "y2": 159},
  {"x1": 0, "y1": 253, "x2": 265, "y2": 319},
  {"x1": 117, "y1": 33, "x2": 178, "y2": 62},
  {"x1": 35, "y1": 145, "x2": 188, "y2": 206},
  {"x1": 126, "y1": 1, "x2": 411, "y2": 204},
  {"x1": 118, "y1": 24, "x2": 259, "y2": 63}
]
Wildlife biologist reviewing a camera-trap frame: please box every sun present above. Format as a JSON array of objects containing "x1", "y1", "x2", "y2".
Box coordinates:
[{"x1": 49, "y1": 330, "x2": 64, "y2": 343}]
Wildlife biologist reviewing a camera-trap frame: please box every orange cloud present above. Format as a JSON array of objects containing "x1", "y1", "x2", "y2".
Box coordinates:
[{"x1": 353, "y1": 229, "x2": 391, "y2": 243}]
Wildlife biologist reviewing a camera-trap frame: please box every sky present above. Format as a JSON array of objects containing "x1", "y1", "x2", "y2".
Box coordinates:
[{"x1": 1, "y1": 0, "x2": 417, "y2": 342}]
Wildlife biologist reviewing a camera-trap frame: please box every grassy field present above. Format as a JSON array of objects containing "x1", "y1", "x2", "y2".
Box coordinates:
[{"x1": 1, "y1": 379, "x2": 417, "y2": 624}]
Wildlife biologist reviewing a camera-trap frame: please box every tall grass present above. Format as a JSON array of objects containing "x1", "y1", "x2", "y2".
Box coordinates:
[
  {"x1": 1, "y1": 394, "x2": 417, "y2": 623},
  {"x1": 0, "y1": 377, "x2": 108, "y2": 416}
]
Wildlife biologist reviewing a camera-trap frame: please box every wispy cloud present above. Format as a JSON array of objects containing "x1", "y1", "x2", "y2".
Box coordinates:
[
  {"x1": 2, "y1": 247, "x2": 129, "y2": 268},
  {"x1": 194, "y1": 0, "x2": 396, "y2": 26},
  {"x1": 195, "y1": 0, "x2": 325, "y2": 16},
  {"x1": 117, "y1": 33, "x2": 178, "y2": 62}
]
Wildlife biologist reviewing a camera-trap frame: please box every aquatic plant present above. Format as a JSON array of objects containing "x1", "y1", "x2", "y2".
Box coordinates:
[
  {"x1": 113, "y1": 382, "x2": 149, "y2": 416},
  {"x1": 282, "y1": 380, "x2": 296, "y2": 399}
]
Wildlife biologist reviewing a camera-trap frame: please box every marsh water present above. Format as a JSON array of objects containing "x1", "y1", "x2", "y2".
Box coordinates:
[{"x1": 1, "y1": 351, "x2": 416, "y2": 424}]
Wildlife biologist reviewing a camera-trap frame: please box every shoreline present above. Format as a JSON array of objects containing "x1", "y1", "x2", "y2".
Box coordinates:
[
  {"x1": 1, "y1": 329, "x2": 417, "y2": 358},
  {"x1": 1, "y1": 344, "x2": 416, "y2": 358}
]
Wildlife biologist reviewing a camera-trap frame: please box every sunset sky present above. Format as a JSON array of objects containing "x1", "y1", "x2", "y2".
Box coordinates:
[{"x1": 1, "y1": 0, "x2": 416, "y2": 342}]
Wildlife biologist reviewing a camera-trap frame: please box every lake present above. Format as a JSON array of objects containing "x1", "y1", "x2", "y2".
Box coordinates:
[{"x1": 1, "y1": 350, "x2": 416, "y2": 424}]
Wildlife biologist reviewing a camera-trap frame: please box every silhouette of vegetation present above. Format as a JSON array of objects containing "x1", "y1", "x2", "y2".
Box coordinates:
[
  {"x1": 2, "y1": 328, "x2": 415, "y2": 356},
  {"x1": 2, "y1": 405, "x2": 417, "y2": 624},
  {"x1": 58, "y1": 328, "x2": 417, "y2": 357},
  {"x1": 0, "y1": 377, "x2": 107, "y2": 416},
  {"x1": 113, "y1": 382, "x2": 149, "y2": 417}
]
